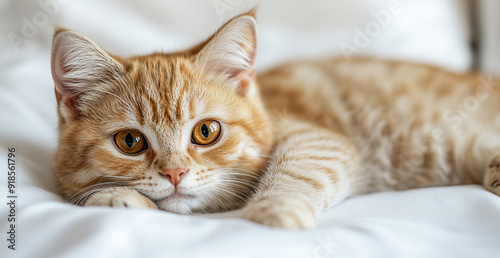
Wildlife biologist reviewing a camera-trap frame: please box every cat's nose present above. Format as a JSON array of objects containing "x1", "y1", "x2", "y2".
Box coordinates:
[{"x1": 159, "y1": 168, "x2": 188, "y2": 186}]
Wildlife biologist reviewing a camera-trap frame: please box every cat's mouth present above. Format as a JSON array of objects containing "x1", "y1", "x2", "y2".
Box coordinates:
[
  {"x1": 167, "y1": 192, "x2": 196, "y2": 199},
  {"x1": 152, "y1": 190, "x2": 200, "y2": 214},
  {"x1": 157, "y1": 191, "x2": 196, "y2": 202}
]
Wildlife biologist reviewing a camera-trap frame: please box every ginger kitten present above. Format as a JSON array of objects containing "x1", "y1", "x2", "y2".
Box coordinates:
[{"x1": 51, "y1": 11, "x2": 500, "y2": 229}]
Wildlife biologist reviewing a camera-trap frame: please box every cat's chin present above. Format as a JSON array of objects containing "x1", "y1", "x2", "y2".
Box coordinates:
[{"x1": 156, "y1": 193, "x2": 201, "y2": 214}]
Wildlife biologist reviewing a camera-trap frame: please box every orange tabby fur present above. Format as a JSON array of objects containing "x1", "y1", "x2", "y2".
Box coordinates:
[{"x1": 51, "y1": 11, "x2": 500, "y2": 229}]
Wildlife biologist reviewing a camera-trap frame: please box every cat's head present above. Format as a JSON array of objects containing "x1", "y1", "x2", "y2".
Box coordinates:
[{"x1": 51, "y1": 11, "x2": 273, "y2": 213}]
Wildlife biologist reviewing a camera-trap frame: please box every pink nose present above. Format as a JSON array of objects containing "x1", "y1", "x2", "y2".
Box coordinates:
[{"x1": 159, "y1": 168, "x2": 187, "y2": 186}]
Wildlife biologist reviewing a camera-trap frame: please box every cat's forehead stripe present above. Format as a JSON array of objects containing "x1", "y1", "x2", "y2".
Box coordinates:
[{"x1": 132, "y1": 59, "x2": 196, "y2": 125}]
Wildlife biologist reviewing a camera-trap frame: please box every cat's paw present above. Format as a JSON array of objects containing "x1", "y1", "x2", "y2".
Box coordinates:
[
  {"x1": 485, "y1": 155, "x2": 500, "y2": 196},
  {"x1": 242, "y1": 196, "x2": 316, "y2": 229},
  {"x1": 84, "y1": 187, "x2": 157, "y2": 209}
]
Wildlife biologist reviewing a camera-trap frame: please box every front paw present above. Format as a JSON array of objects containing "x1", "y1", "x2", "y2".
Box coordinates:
[
  {"x1": 84, "y1": 187, "x2": 157, "y2": 209},
  {"x1": 242, "y1": 196, "x2": 316, "y2": 229}
]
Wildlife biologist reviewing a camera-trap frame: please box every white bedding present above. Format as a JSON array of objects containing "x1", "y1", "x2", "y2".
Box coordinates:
[{"x1": 1, "y1": 0, "x2": 500, "y2": 257}]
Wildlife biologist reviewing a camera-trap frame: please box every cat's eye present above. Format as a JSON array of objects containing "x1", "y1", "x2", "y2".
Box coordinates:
[
  {"x1": 114, "y1": 130, "x2": 148, "y2": 154},
  {"x1": 191, "y1": 120, "x2": 222, "y2": 146}
]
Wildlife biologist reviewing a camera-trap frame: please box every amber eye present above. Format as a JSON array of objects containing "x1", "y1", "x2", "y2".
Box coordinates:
[
  {"x1": 191, "y1": 120, "x2": 222, "y2": 146},
  {"x1": 114, "y1": 130, "x2": 148, "y2": 154}
]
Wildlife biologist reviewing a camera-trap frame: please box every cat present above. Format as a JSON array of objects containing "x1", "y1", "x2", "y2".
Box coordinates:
[{"x1": 51, "y1": 10, "x2": 500, "y2": 229}]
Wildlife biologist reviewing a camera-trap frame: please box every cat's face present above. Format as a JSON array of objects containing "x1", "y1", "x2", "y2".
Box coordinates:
[{"x1": 51, "y1": 13, "x2": 272, "y2": 213}]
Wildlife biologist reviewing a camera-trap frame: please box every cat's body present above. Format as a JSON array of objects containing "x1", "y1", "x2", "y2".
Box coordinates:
[
  {"x1": 261, "y1": 58, "x2": 498, "y2": 193},
  {"x1": 51, "y1": 11, "x2": 500, "y2": 229},
  {"x1": 244, "y1": 58, "x2": 500, "y2": 227}
]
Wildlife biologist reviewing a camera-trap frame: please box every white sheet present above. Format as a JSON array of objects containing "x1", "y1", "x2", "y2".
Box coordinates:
[
  {"x1": 1, "y1": 0, "x2": 499, "y2": 257},
  {"x1": 3, "y1": 186, "x2": 499, "y2": 258}
]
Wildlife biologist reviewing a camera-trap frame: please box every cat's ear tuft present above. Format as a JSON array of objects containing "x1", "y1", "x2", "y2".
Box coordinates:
[
  {"x1": 51, "y1": 28, "x2": 125, "y2": 116},
  {"x1": 195, "y1": 13, "x2": 258, "y2": 97}
]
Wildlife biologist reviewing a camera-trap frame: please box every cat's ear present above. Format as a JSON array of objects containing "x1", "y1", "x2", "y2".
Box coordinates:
[
  {"x1": 51, "y1": 28, "x2": 125, "y2": 117},
  {"x1": 194, "y1": 12, "x2": 258, "y2": 97}
]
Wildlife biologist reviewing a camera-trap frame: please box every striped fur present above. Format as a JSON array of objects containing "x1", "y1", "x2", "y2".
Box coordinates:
[{"x1": 52, "y1": 12, "x2": 500, "y2": 229}]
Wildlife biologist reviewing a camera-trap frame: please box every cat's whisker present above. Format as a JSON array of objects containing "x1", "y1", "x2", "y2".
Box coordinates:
[
  {"x1": 216, "y1": 167, "x2": 262, "y2": 175},
  {"x1": 74, "y1": 188, "x2": 106, "y2": 205},
  {"x1": 205, "y1": 188, "x2": 230, "y2": 211},
  {"x1": 215, "y1": 183, "x2": 253, "y2": 202},
  {"x1": 68, "y1": 180, "x2": 130, "y2": 205},
  {"x1": 211, "y1": 186, "x2": 245, "y2": 207},
  {"x1": 221, "y1": 170, "x2": 260, "y2": 180},
  {"x1": 219, "y1": 178, "x2": 256, "y2": 189},
  {"x1": 218, "y1": 181, "x2": 254, "y2": 197},
  {"x1": 217, "y1": 171, "x2": 260, "y2": 179},
  {"x1": 68, "y1": 181, "x2": 115, "y2": 203},
  {"x1": 219, "y1": 174, "x2": 256, "y2": 183},
  {"x1": 228, "y1": 186, "x2": 255, "y2": 200},
  {"x1": 100, "y1": 175, "x2": 135, "y2": 180},
  {"x1": 210, "y1": 188, "x2": 232, "y2": 205}
]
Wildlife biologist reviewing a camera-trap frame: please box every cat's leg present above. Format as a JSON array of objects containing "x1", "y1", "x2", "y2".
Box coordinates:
[
  {"x1": 484, "y1": 154, "x2": 500, "y2": 196},
  {"x1": 85, "y1": 187, "x2": 157, "y2": 209},
  {"x1": 242, "y1": 119, "x2": 359, "y2": 229}
]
